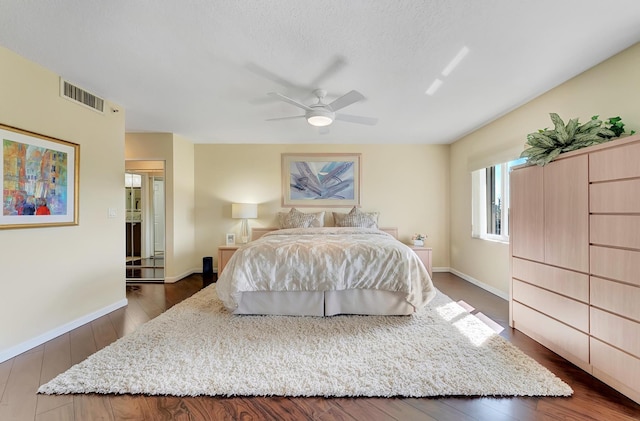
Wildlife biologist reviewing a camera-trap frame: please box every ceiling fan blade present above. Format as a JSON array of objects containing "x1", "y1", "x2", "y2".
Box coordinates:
[
  {"x1": 327, "y1": 90, "x2": 365, "y2": 111},
  {"x1": 245, "y1": 62, "x2": 301, "y2": 90},
  {"x1": 309, "y1": 55, "x2": 347, "y2": 89},
  {"x1": 266, "y1": 115, "x2": 305, "y2": 121},
  {"x1": 268, "y1": 92, "x2": 313, "y2": 111},
  {"x1": 335, "y1": 113, "x2": 378, "y2": 126}
]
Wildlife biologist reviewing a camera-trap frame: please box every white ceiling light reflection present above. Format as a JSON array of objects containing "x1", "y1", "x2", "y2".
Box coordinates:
[{"x1": 442, "y1": 46, "x2": 470, "y2": 76}]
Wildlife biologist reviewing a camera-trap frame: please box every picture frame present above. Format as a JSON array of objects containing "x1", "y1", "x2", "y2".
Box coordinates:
[
  {"x1": 282, "y1": 153, "x2": 361, "y2": 207},
  {"x1": 1, "y1": 124, "x2": 79, "y2": 229},
  {"x1": 225, "y1": 233, "x2": 236, "y2": 246}
]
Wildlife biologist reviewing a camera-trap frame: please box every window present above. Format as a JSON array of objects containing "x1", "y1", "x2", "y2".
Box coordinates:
[{"x1": 472, "y1": 157, "x2": 526, "y2": 242}]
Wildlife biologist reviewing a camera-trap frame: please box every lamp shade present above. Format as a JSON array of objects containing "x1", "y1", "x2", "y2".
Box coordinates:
[{"x1": 232, "y1": 203, "x2": 258, "y2": 219}]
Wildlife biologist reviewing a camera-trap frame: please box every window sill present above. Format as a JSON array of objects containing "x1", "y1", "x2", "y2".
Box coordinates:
[{"x1": 471, "y1": 235, "x2": 509, "y2": 245}]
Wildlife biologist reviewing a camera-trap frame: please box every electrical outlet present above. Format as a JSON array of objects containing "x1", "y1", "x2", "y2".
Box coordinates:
[{"x1": 108, "y1": 208, "x2": 117, "y2": 218}]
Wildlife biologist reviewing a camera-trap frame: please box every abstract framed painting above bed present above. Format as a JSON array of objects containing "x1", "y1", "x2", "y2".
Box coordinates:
[
  {"x1": 282, "y1": 153, "x2": 360, "y2": 207},
  {"x1": 216, "y1": 209, "x2": 436, "y2": 317}
]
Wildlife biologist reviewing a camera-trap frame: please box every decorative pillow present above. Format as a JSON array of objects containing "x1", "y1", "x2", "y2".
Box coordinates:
[
  {"x1": 333, "y1": 207, "x2": 379, "y2": 228},
  {"x1": 278, "y1": 208, "x2": 318, "y2": 229},
  {"x1": 277, "y1": 210, "x2": 324, "y2": 228}
]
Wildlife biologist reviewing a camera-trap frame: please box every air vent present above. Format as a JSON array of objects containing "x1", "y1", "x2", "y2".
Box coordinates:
[{"x1": 60, "y1": 78, "x2": 105, "y2": 113}]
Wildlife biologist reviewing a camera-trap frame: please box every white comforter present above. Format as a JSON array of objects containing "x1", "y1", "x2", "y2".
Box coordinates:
[{"x1": 216, "y1": 227, "x2": 436, "y2": 311}]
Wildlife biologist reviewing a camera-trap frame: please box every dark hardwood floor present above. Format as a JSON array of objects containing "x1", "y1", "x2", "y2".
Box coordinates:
[{"x1": 1, "y1": 272, "x2": 639, "y2": 420}]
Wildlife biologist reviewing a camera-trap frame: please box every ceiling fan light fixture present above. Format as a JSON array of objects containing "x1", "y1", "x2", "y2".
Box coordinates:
[{"x1": 306, "y1": 109, "x2": 335, "y2": 127}]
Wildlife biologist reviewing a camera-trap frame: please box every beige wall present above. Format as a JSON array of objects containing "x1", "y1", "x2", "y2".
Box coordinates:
[
  {"x1": 450, "y1": 42, "x2": 640, "y2": 296},
  {"x1": 125, "y1": 133, "x2": 196, "y2": 282},
  {"x1": 194, "y1": 144, "x2": 450, "y2": 270},
  {"x1": 0, "y1": 46, "x2": 126, "y2": 360}
]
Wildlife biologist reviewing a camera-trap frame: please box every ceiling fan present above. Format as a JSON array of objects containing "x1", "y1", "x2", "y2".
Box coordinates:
[{"x1": 266, "y1": 89, "x2": 378, "y2": 128}]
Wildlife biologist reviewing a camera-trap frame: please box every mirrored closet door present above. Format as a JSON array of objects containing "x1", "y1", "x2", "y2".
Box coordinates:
[{"x1": 125, "y1": 161, "x2": 165, "y2": 281}]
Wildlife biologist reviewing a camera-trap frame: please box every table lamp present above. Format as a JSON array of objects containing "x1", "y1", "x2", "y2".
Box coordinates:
[{"x1": 232, "y1": 203, "x2": 258, "y2": 243}]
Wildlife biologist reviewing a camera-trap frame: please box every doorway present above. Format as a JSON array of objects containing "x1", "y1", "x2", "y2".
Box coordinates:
[{"x1": 125, "y1": 161, "x2": 165, "y2": 281}]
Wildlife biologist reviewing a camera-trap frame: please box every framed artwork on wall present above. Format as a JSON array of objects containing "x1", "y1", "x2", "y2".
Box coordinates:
[
  {"x1": 282, "y1": 153, "x2": 361, "y2": 207},
  {"x1": 1, "y1": 123, "x2": 79, "y2": 229}
]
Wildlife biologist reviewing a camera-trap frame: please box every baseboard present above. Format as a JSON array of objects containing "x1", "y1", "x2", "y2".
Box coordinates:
[
  {"x1": 447, "y1": 268, "x2": 509, "y2": 301},
  {"x1": 0, "y1": 298, "x2": 128, "y2": 364},
  {"x1": 164, "y1": 268, "x2": 199, "y2": 283}
]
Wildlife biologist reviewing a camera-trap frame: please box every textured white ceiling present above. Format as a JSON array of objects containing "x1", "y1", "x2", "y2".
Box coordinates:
[{"x1": 1, "y1": 0, "x2": 639, "y2": 144}]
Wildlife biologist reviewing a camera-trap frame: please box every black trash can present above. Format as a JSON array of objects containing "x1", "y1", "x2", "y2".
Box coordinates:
[{"x1": 203, "y1": 256, "x2": 213, "y2": 277}]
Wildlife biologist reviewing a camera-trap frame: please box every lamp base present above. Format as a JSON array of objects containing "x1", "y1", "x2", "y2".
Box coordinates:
[{"x1": 240, "y1": 219, "x2": 250, "y2": 243}]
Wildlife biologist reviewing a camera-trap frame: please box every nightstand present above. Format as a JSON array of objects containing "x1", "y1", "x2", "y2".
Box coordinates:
[
  {"x1": 217, "y1": 245, "x2": 240, "y2": 275},
  {"x1": 410, "y1": 246, "x2": 432, "y2": 278}
]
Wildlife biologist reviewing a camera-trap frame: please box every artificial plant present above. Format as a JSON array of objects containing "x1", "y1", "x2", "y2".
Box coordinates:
[{"x1": 520, "y1": 113, "x2": 635, "y2": 166}]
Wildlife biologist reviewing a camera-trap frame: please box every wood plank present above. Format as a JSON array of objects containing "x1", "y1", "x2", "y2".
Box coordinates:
[
  {"x1": 37, "y1": 333, "x2": 73, "y2": 415},
  {"x1": 140, "y1": 396, "x2": 190, "y2": 420},
  {"x1": 0, "y1": 358, "x2": 13, "y2": 401},
  {"x1": 404, "y1": 398, "x2": 476, "y2": 421},
  {"x1": 0, "y1": 350, "x2": 43, "y2": 420},
  {"x1": 69, "y1": 323, "x2": 97, "y2": 365},
  {"x1": 35, "y1": 402, "x2": 74, "y2": 421},
  {"x1": 334, "y1": 397, "x2": 408, "y2": 420},
  {"x1": 73, "y1": 395, "x2": 114, "y2": 420},
  {"x1": 180, "y1": 397, "x2": 234, "y2": 421},
  {"x1": 109, "y1": 394, "x2": 154, "y2": 420},
  {"x1": 368, "y1": 398, "x2": 438, "y2": 421},
  {"x1": 289, "y1": 397, "x2": 340, "y2": 419},
  {"x1": 240, "y1": 396, "x2": 314, "y2": 420},
  {"x1": 91, "y1": 311, "x2": 119, "y2": 351}
]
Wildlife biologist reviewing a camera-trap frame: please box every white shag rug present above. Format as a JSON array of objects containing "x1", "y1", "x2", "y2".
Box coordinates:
[{"x1": 39, "y1": 285, "x2": 572, "y2": 398}]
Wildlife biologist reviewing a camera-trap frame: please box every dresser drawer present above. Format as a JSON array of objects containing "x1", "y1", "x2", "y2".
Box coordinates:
[
  {"x1": 591, "y1": 307, "x2": 640, "y2": 358},
  {"x1": 590, "y1": 246, "x2": 640, "y2": 287},
  {"x1": 590, "y1": 179, "x2": 640, "y2": 213},
  {"x1": 589, "y1": 141, "x2": 640, "y2": 182},
  {"x1": 591, "y1": 276, "x2": 640, "y2": 322},
  {"x1": 591, "y1": 338, "x2": 640, "y2": 398},
  {"x1": 512, "y1": 301, "x2": 589, "y2": 367},
  {"x1": 512, "y1": 279, "x2": 589, "y2": 332},
  {"x1": 591, "y1": 215, "x2": 640, "y2": 250},
  {"x1": 512, "y1": 258, "x2": 588, "y2": 302}
]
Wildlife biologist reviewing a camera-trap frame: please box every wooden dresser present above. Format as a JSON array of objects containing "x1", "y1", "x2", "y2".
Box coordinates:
[{"x1": 510, "y1": 134, "x2": 640, "y2": 404}]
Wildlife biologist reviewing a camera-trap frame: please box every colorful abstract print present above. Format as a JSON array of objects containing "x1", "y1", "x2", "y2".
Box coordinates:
[{"x1": 3, "y1": 139, "x2": 68, "y2": 216}]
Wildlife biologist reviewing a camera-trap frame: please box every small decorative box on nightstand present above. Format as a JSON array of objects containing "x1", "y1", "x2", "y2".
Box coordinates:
[
  {"x1": 217, "y1": 245, "x2": 240, "y2": 275},
  {"x1": 410, "y1": 246, "x2": 432, "y2": 278}
]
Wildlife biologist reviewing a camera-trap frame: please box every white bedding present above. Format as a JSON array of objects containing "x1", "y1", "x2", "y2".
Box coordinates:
[{"x1": 216, "y1": 227, "x2": 436, "y2": 314}]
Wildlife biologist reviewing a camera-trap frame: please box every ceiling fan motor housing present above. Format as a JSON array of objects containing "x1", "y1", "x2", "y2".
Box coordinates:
[{"x1": 306, "y1": 106, "x2": 335, "y2": 127}]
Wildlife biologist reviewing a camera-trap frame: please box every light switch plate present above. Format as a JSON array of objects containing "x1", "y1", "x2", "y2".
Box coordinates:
[{"x1": 108, "y1": 208, "x2": 117, "y2": 218}]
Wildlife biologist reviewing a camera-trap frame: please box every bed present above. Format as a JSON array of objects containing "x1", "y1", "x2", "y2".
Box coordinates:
[{"x1": 216, "y1": 227, "x2": 436, "y2": 316}]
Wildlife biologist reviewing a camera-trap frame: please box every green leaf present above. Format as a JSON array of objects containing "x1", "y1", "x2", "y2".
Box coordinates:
[
  {"x1": 566, "y1": 118, "x2": 579, "y2": 140},
  {"x1": 527, "y1": 132, "x2": 556, "y2": 148},
  {"x1": 577, "y1": 118, "x2": 601, "y2": 133},
  {"x1": 543, "y1": 148, "x2": 563, "y2": 165},
  {"x1": 550, "y1": 113, "x2": 569, "y2": 144}
]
